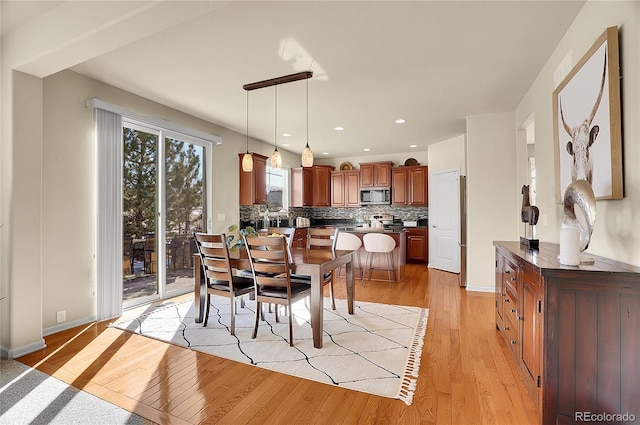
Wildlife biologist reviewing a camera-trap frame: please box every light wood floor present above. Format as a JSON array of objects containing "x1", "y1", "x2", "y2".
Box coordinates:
[{"x1": 18, "y1": 265, "x2": 538, "y2": 424}]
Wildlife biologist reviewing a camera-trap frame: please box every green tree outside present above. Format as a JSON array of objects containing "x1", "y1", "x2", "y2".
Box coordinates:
[
  {"x1": 123, "y1": 127, "x2": 157, "y2": 238},
  {"x1": 165, "y1": 138, "x2": 203, "y2": 235}
]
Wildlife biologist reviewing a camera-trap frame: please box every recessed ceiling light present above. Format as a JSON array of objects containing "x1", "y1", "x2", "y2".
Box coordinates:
[
  {"x1": 409, "y1": 144, "x2": 417, "y2": 148},
  {"x1": 395, "y1": 119, "x2": 406, "y2": 124},
  {"x1": 363, "y1": 148, "x2": 371, "y2": 152},
  {"x1": 335, "y1": 126, "x2": 344, "y2": 131},
  {"x1": 282, "y1": 133, "x2": 291, "y2": 137},
  {"x1": 281, "y1": 143, "x2": 290, "y2": 147},
  {"x1": 322, "y1": 152, "x2": 330, "y2": 155}
]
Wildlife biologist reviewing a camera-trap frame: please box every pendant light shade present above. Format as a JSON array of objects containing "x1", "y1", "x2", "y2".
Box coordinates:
[
  {"x1": 301, "y1": 143, "x2": 313, "y2": 167},
  {"x1": 242, "y1": 71, "x2": 313, "y2": 171},
  {"x1": 270, "y1": 84, "x2": 282, "y2": 168},
  {"x1": 242, "y1": 152, "x2": 254, "y2": 172},
  {"x1": 301, "y1": 78, "x2": 314, "y2": 167},
  {"x1": 242, "y1": 91, "x2": 253, "y2": 172},
  {"x1": 270, "y1": 149, "x2": 282, "y2": 168}
]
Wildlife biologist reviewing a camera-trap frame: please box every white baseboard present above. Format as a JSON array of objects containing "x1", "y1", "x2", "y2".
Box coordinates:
[
  {"x1": 43, "y1": 315, "x2": 97, "y2": 337},
  {"x1": 0, "y1": 315, "x2": 96, "y2": 360},
  {"x1": 465, "y1": 285, "x2": 495, "y2": 293},
  {"x1": 1, "y1": 338, "x2": 46, "y2": 360}
]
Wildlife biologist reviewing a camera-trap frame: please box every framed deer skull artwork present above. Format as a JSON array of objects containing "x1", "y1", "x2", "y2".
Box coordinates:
[{"x1": 553, "y1": 26, "x2": 623, "y2": 202}]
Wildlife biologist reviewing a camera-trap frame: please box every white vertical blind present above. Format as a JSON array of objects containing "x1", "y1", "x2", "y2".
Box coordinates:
[{"x1": 94, "y1": 108, "x2": 123, "y2": 320}]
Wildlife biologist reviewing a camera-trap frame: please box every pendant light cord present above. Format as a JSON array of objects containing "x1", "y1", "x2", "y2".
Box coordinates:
[
  {"x1": 274, "y1": 84, "x2": 278, "y2": 151},
  {"x1": 246, "y1": 90, "x2": 249, "y2": 152},
  {"x1": 306, "y1": 78, "x2": 309, "y2": 148}
]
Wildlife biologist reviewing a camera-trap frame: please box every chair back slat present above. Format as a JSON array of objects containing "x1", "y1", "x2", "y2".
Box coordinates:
[
  {"x1": 194, "y1": 232, "x2": 233, "y2": 285},
  {"x1": 243, "y1": 235, "x2": 291, "y2": 290},
  {"x1": 252, "y1": 262, "x2": 286, "y2": 275},
  {"x1": 199, "y1": 245, "x2": 227, "y2": 257},
  {"x1": 206, "y1": 269, "x2": 231, "y2": 282},
  {"x1": 308, "y1": 227, "x2": 338, "y2": 251},
  {"x1": 202, "y1": 256, "x2": 228, "y2": 271},
  {"x1": 267, "y1": 227, "x2": 295, "y2": 246},
  {"x1": 196, "y1": 233, "x2": 222, "y2": 244},
  {"x1": 249, "y1": 246, "x2": 287, "y2": 261}
]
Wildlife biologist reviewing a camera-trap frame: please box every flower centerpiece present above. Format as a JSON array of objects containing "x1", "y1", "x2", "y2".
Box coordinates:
[{"x1": 226, "y1": 224, "x2": 258, "y2": 249}]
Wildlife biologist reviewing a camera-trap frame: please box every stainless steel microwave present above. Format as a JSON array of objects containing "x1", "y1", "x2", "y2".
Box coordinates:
[{"x1": 359, "y1": 188, "x2": 391, "y2": 205}]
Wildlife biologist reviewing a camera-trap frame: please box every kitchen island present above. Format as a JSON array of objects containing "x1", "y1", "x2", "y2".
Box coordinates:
[
  {"x1": 343, "y1": 228, "x2": 406, "y2": 282},
  {"x1": 244, "y1": 221, "x2": 407, "y2": 282}
]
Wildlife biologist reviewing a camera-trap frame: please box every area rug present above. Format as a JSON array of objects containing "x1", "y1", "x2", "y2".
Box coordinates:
[
  {"x1": 110, "y1": 296, "x2": 429, "y2": 405},
  {"x1": 0, "y1": 360, "x2": 149, "y2": 425}
]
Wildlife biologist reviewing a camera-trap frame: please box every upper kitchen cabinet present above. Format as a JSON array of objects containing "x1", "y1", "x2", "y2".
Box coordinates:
[
  {"x1": 239, "y1": 153, "x2": 267, "y2": 205},
  {"x1": 359, "y1": 162, "x2": 393, "y2": 188},
  {"x1": 392, "y1": 165, "x2": 428, "y2": 206},
  {"x1": 331, "y1": 170, "x2": 360, "y2": 207},
  {"x1": 291, "y1": 167, "x2": 313, "y2": 206},
  {"x1": 291, "y1": 165, "x2": 335, "y2": 207}
]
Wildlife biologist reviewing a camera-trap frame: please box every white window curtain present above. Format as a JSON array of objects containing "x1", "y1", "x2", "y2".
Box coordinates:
[{"x1": 94, "y1": 108, "x2": 123, "y2": 321}]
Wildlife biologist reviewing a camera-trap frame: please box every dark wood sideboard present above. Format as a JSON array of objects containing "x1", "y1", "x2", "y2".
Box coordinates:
[{"x1": 494, "y1": 241, "x2": 640, "y2": 425}]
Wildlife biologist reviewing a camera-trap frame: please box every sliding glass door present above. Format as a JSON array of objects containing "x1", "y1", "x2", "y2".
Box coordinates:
[
  {"x1": 122, "y1": 121, "x2": 208, "y2": 307},
  {"x1": 164, "y1": 135, "x2": 206, "y2": 295}
]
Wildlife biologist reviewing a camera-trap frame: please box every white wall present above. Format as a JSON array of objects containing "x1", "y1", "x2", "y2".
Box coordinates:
[
  {"x1": 39, "y1": 70, "x2": 301, "y2": 332},
  {"x1": 515, "y1": 1, "x2": 640, "y2": 266},
  {"x1": 2, "y1": 72, "x2": 46, "y2": 356},
  {"x1": 427, "y1": 134, "x2": 466, "y2": 175},
  {"x1": 466, "y1": 112, "x2": 519, "y2": 291}
]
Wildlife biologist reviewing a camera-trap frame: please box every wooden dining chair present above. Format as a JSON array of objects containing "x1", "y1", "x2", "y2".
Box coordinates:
[
  {"x1": 194, "y1": 232, "x2": 255, "y2": 335},
  {"x1": 267, "y1": 227, "x2": 295, "y2": 247},
  {"x1": 292, "y1": 227, "x2": 338, "y2": 310},
  {"x1": 243, "y1": 234, "x2": 312, "y2": 346}
]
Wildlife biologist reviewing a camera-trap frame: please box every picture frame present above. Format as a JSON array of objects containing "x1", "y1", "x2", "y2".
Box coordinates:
[{"x1": 553, "y1": 26, "x2": 623, "y2": 203}]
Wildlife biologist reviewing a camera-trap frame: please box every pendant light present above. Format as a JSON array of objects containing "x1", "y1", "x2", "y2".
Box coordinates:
[
  {"x1": 242, "y1": 71, "x2": 313, "y2": 170},
  {"x1": 241, "y1": 90, "x2": 254, "y2": 172},
  {"x1": 270, "y1": 84, "x2": 282, "y2": 168},
  {"x1": 301, "y1": 77, "x2": 314, "y2": 167}
]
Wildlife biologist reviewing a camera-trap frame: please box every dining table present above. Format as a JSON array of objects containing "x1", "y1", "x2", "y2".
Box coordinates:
[{"x1": 193, "y1": 246, "x2": 355, "y2": 348}]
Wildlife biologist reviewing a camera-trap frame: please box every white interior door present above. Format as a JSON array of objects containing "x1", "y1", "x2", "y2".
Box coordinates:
[{"x1": 429, "y1": 168, "x2": 460, "y2": 273}]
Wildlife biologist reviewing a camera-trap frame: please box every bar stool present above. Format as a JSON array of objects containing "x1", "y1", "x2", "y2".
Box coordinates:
[
  {"x1": 363, "y1": 233, "x2": 396, "y2": 286},
  {"x1": 335, "y1": 231, "x2": 364, "y2": 284}
]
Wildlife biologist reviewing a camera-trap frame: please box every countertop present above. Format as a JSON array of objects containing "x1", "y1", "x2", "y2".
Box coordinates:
[{"x1": 347, "y1": 227, "x2": 405, "y2": 234}]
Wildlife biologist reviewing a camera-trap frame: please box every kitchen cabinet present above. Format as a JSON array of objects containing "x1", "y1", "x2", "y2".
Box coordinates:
[
  {"x1": 291, "y1": 227, "x2": 308, "y2": 248},
  {"x1": 238, "y1": 153, "x2": 267, "y2": 205},
  {"x1": 312, "y1": 165, "x2": 334, "y2": 206},
  {"x1": 291, "y1": 167, "x2": 313, "y2": 207},
  {"x1": 359, "y1": 162, "x2": 393, "y2": 188},
  {"x1": 392, "y1": 165, "x2": 428, "y2": 206},
  {"x1": 494, "y1": 241, "x2": 640, "y2": 425},
  {"x1": 291, "y1": 165, "x2": 335, "y2": 207},
  {"x1": 405, "y1": 227, "x2": 428, "y2": 263},
  {"x1": 331, "y1": 170, "x2": 360, "y2": 207}
]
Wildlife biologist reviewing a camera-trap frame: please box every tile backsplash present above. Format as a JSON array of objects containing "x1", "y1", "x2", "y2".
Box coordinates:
[{"x1": 240, "y1": 205, "x2": 427, "y2": 225}]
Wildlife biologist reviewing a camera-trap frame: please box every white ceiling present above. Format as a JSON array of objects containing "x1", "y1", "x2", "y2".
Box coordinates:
[{"x1": 2, "y1": 1, "x2": 585, "y2": 159}]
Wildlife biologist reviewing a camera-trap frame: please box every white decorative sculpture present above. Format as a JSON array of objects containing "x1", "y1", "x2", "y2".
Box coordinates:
[{"x1": 562, "y1": 179, "x2": 596, "y2": 253}]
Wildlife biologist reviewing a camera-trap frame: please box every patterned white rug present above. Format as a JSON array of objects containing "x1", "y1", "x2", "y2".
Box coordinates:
[
  {"x1": 0, "y1": 360, "x2": 149, "y2": 425},
  {"x1": 111, "y1": 296, "x2": 428, "y2": 405}
]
